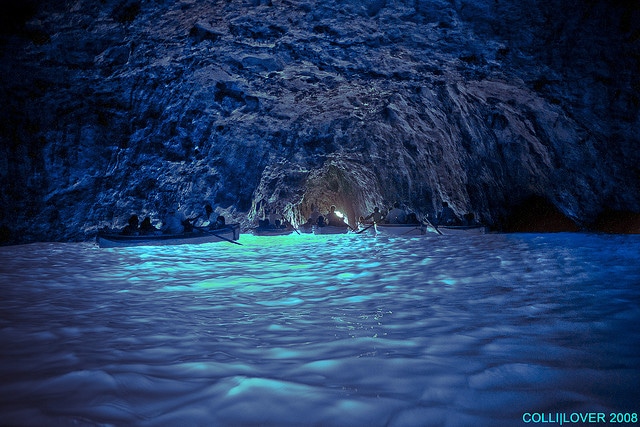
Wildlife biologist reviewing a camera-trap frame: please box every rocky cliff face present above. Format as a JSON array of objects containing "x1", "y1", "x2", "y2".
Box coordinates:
[{"x1": 1, "y1": 0, "x2": 639, "y2": 243}]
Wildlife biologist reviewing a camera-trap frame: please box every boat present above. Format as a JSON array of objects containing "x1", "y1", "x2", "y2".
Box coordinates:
[
  {"x1": 313, "y1": 225, "x2": 350, "y2": 235},
  {"x1": 251, "y1": 225, "x2": 297, "y2": 236},
  {"x1": 298, "y1": 223, "x2": 314, "y2": 234},
  {"x1": 375, "y1": 223, "x2": 426, "y2": 236},
  {"x1": 424, "y1": 223, "x2": 487, "y2": 235},
  {"x1": 96, "y1": 224, "x2": 241, "y2": 248}
]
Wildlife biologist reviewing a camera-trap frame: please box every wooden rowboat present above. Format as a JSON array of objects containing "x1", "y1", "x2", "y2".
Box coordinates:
[
  {"x1": 313, "y1": 225, "x2": 350, "y2": 235},
  {"x1": 251, "y1": 225, "x2": 296, "y2": 236},
  {"x1": 96, "y1": 224, "x2": 240, "y2": 248},
  {"x1": 424, "y1": 223, "x2": 487, "y2": 235},
  {"x1": 298, "y1": 223, "x2": 314, "y2": 234},
  {"x1": 374, "y1": 223, "x2": 427, "y2": 236}
]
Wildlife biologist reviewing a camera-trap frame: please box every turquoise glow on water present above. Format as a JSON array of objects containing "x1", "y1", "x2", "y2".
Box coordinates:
[{"x1": 0, "y1": 233, "x2": 639, "y2": 426}]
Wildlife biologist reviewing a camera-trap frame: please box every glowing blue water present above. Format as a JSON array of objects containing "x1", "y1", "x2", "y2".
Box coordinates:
[{"x1": 1, "y1": 233, "x2": 639, "y2": 426}]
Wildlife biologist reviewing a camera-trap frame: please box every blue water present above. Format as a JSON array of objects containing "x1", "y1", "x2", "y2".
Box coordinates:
[{"x1": 0, "y1": 232, "x2": 639, "y2": 426}]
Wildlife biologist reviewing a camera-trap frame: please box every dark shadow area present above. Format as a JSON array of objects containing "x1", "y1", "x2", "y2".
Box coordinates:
[
  {"x1": 502, "y1": 195, "x2": 580, "y2": 232},
  {"x1": 591, "y1": 209, "x2": 640, "y2": 234}
]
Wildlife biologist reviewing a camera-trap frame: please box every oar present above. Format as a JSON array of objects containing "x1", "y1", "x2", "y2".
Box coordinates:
[
  {"x1": 355, "y1": 223, "x2": 375, "y2": 234},
  {"x1": 400, "y1": 226, "x2": 421, "y2": 236},
  {"x1": 423, "y1": 217, "x2": 443, "y2": 235},
  {"x1": 195, "y1": 226, "x2": 243, "y2": 245},
  {"x1": 335, "y1": 221, "x2": 356, "y2": 232},
  {"x1": 291, "y1": 224, "x2": 301, "y2": 235}
]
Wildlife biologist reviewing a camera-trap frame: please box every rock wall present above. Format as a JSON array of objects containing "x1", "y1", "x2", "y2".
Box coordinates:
[{"x1": 1, "y1": 0, "x2": 639, "y2": 243}]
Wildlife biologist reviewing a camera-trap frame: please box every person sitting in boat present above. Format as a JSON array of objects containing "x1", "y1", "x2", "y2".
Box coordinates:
[
  {"x1": 205, "y1": 203, "x2": 214, "y2": 219},
  {"x1": 268, "y1": 210, "x2": 284, "y2": 227},
  {"x1": 181, "y1": 218, "x2": 193, "y2": 232},
  {"x1": 162, "y1": 208, "x2": 186, "y2": 234},
  {"x1": 301, "y1": 217, "x2": 314, "y2": 228},
  {"x1": 364, "y1": 207, "x2": 384, "y2": 224},
  {"x1": 309, "y1": 205, "x2": 320, "y2": 224},
  {"x1": 326, "y1": 205, "x2": 347, "y2": 227},
  {"x1": 212, "y1": 215, "x2": 226, "y2": 229},
  {"x1": 437, "y1": 202, "x2": 459, "y2": 225},
  {"x1": 139, "y1": 216, "x2": 159, "y2": 235},
  {"x1": 317, "y1": 215, "x2": 326, "y2": 227},
  {"x1": 194, "y1": 203, "x2": 215, "y2": 228},
  {"x1": 121, "y1": 215, "x2": 140, "y2": 235},
  {"x1": 260, "y1": 209, "x2": 278, "y2": 229},
  {"x1": 462, "y1": 212, "x2": 476, "y2": 226},
  {"x1": 406, "y1": 212, "x2": 420, "y2": 224},
  {"x1": 386, "y1": 202, "x2": 407, "y2": 224},
  {"x1": 300, "y1": 205, "x2": 320, "y2": 229}
]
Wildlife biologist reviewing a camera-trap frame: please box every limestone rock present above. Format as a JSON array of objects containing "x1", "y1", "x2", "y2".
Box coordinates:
[{"x1": 0, "y1": 0, "x2": 639, "y2": 243}]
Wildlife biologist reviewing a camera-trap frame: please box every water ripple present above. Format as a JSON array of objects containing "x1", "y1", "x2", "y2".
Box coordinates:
[{"x1": 0, "y1": 233, "x2": 639, "y2": 425}]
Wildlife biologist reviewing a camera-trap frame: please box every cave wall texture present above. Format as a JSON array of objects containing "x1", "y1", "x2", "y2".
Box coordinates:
[{"x1": 1, "y1": 0, "x2": 639, "y2": 243}]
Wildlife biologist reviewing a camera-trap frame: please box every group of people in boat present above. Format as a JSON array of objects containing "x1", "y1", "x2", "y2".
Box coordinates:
[
  {"x1": 436, "y1": 202, "x2": 477, "y2": 226},
  {"x1": 320, "y1": 205, "x2": 349, "y2": 227},
  {"x1": 356, "y1": 201, "x2": 476, "y2": 227},
  {"x1": 300, "y1": 205, "x2": 350, "y2": 228},
  {"x1": 294, "y1": 201, "x2": 476, "y2": 230},
  {"x1": 257, "y1": 209, "x2": 292, "y2": 230},
  {"x1": 119, "y1": 203, "x2": 226, "y2": 236},
  {"x1": 121, "y1": 215, "x2": 158, "y2": 236},
  {"x1": 258, "y1": 205, "x2": 351, "y2": 231},
  {"x1": 118, "y1": 200, "x2": 477, "y2": 236},
  {"x1": 356, "y1": 202, "x2": 421, "y2": 227}
]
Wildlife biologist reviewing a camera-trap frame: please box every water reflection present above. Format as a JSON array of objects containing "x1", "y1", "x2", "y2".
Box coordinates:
[{"x1": 0, "y1": 233, "x2": 639, "y2": 426}]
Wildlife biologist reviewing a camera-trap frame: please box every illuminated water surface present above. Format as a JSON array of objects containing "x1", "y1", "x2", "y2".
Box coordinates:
[{"x1": 0, "y1": 233, "x2": 639, "y2": 426}]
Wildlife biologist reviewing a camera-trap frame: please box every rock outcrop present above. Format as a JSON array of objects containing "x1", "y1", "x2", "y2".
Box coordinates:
[{"x1": 1, "y1": 0, "x2": 639, "y2": 243}]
